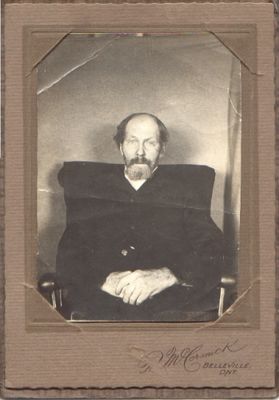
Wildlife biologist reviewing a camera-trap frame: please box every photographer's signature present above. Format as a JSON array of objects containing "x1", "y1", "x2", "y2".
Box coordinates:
[{"x1": 130, "y1": 339, "x2": 248, "y2": 373}]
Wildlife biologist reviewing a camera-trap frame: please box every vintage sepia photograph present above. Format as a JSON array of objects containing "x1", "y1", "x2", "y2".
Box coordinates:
[{"x1": 37, "y1": 33, "x2": 241, "y2": 322}]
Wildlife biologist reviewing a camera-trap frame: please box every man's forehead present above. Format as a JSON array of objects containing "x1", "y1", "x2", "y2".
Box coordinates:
[{"x1": 125, "y1": 115, "x2": 159, "y2": 136}]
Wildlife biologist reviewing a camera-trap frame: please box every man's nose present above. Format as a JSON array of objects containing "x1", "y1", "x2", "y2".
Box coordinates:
[{"x1": 136, "y1": 142, "x2": 145, "y2": 156}]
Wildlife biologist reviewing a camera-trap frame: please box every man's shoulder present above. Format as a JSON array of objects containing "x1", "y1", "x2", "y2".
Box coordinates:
[
  {"x1": 58, "y1": 161, "x2": 122, "y2": 185},
  {"x1": 156, "y1": 164, "x2": 215, "y2": 182},
  {"x1": 151, "y1": 164, "x2": 215, "y2": 209},
  {"x1": 58, "y1": 162, "x2": 215, "y2": 185},
  {"x1": 58, "y1": 162, "x2": 215, "y2": 210}
]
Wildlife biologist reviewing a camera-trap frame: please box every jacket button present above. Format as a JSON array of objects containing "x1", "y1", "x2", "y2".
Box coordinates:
[
  {"x1": 130, "y1": 225, "x2": 135, "y2": 230},
  {"x1": 121, "y1": 249, "x2": 128, "y2": 256}
]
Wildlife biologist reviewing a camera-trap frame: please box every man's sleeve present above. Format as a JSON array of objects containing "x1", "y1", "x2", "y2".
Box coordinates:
[{"x1": 168, "y1": 207, "x2": 225, "y2": 296}]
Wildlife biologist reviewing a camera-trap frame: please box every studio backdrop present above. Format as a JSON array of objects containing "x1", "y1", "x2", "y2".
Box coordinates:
[{"x1": 37, "y1": 33, "x2": 241, "y2": 277}]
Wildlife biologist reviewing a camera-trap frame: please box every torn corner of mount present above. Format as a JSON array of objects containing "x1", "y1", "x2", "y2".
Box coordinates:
[
  {"x1": 34, "y1": 32, "x2": 71, "y2": 69},
  {"x1": 195, "y1": 277, "x2": 260, "y2": 331},
  {"x1": 204, "y1": 29, "x2": 262, "y2": 76},
  {"x1": 23, "y1": 282, "x2": 77, "y2": 326}
]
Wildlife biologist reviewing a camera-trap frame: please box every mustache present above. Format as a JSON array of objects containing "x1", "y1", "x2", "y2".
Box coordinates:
[{"x1": 128, "y1": 157, "x2": 152, "y2": 167}]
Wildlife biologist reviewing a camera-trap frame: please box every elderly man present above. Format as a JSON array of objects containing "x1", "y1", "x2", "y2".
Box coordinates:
[{"x1": 56, "y1": 113, "x2": 225, "y2": 321}]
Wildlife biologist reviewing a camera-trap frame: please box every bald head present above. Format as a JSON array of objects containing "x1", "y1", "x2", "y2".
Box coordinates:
[
  {"x1": 125, "y1": 114, "x2": 160, "y2": 142},
  {"x1": 113, "y1": 113, "x2": 169, "y2": 149}
]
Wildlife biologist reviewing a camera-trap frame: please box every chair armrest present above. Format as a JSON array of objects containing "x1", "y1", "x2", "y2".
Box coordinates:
[
  {"x1": 218, "y1": 275, "x2": 237, "y2": 317},
  {"x1": 221, "y1": 276, "x2": 236, "y2": 287},
  {"x1": 38, "y1": 273, "x2": 63, "y2": 310}
]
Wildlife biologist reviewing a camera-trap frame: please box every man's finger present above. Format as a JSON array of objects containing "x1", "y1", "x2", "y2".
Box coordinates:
[
  {"x1": 129, "y1": 288, "x2": 142, "y2": 305},
  {"x1": 102, "y1": 271, "x2": 132, "y2": 295},
  {"x1": 136, "y1": 291, "x2": 150, "y2": 305},
  {"x1": 148, "y1": 287, "x2": 161, "y2": 299},
  {"x1": 122, "y1": 285, "x2": 134, "y2": 303},
  {"x1": 119, "y1": 281, "x2": 137, "y2": 298},
  {"x1": 116, "y1": 272, "x2": 137, "y2": 295},
  {"x1": 114, "y1": 270, "x2": 132, "y2": 278}
]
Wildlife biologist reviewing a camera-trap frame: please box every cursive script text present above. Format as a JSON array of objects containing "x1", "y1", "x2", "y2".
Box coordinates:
[{"x1": 137, "y1": 339, "x2": 247, "y2": 373}]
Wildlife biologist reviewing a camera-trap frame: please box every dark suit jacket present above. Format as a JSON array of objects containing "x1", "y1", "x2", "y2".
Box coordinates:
[{"x1": 56, "y1": 162, "x2": 225, "y2": 321}]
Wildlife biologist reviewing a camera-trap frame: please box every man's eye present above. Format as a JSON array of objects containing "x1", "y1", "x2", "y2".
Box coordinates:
[{"x1": 146, "y1": 141, "x2": 157, "y2": 146}]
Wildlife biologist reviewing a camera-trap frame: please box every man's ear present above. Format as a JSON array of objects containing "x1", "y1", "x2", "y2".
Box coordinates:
[
  {"x1": 159, "y1": 144, "x2": 166, "y2": 158},
  {"x1": 119, "y1": 144, "x2": 123, "y2": 156}
]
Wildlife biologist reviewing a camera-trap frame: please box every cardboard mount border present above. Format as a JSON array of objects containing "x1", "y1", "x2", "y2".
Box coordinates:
[{"x1": 1, "y1": 1, "x2": 278, "y2": 398}]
